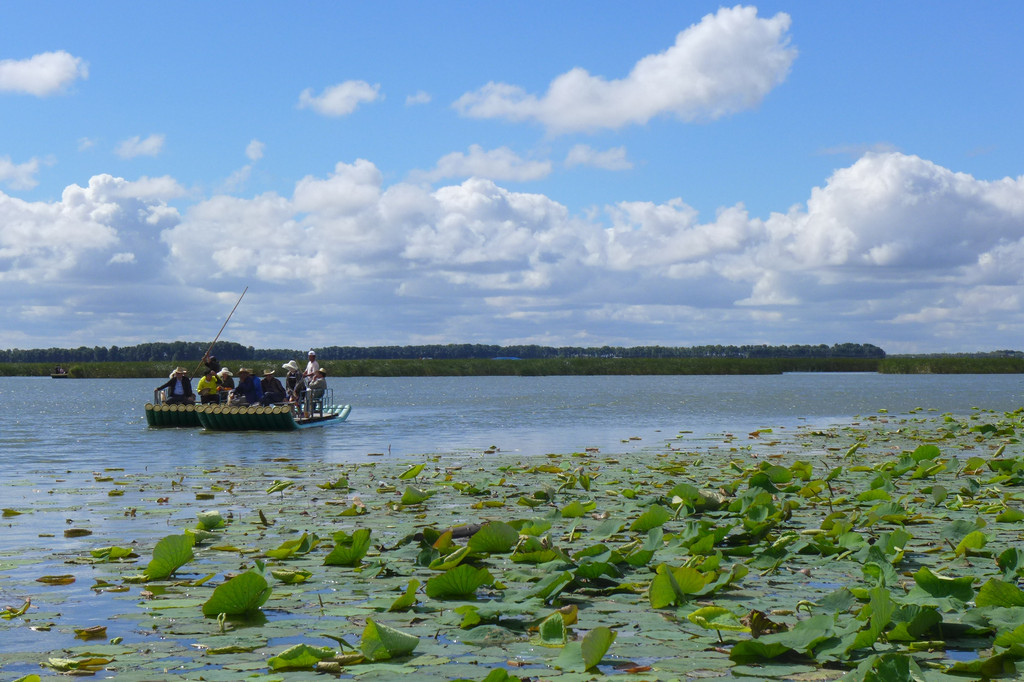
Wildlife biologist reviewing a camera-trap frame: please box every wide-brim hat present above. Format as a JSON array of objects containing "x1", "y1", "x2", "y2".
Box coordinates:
[
  {"x1": 218, "y1": 369, "x2": 233, "y2": 377},
  {"x1": 282, "y1": 360, "x2": 299, "y2": 371},
  {"x1": 173, "y1": 366, "x2": 187, "y2": 374},
  {"x1": 263, "y1": 369, "x2": 275, "y2": 376},
  {"x1": 237, "y1": 367, "x2": 251, "y2": 374}
]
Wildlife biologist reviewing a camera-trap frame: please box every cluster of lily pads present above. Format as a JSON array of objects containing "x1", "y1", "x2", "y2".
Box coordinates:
[{"x1": 3, "y1": 407, "x2": 1024, "y2": 680}]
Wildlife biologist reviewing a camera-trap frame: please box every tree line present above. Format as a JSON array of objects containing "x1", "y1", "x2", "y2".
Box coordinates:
[{"x1": 0, "y1": 341, "x2": 886, "y2": 364}]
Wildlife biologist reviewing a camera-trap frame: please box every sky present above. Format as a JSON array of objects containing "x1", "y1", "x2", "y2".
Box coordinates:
[{"x1": 2, "y1": 2, "x2": 1023, "y2": 354}]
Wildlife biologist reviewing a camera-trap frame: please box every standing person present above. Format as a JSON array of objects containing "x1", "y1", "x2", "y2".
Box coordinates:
[
  {"x1": 156, "y1": 367, "x2": 195, "y2": 405},
  {"x1": 260, "y1": 369, "x2": 287, "y2": 405},
  {"x1": 282, "y1": 360, "x2": 301, "y2": 399},
  {"x1": 202, "y1": 352, "x2": 221, "y2": 374},
  {"x1": 302, "y1": 350, "x2": 320, "y2": 386},
  {"x1": 229, "y1": 367, "x2": 263, "y2": 406},
  {"x1": 196, "y1": 367, "x2": 221, "y2": 404}
]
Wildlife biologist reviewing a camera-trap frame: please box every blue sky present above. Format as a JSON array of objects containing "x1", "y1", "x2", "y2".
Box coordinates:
[{"x1": 2, "y1": 2, "x2": 1023, "y2": 354}]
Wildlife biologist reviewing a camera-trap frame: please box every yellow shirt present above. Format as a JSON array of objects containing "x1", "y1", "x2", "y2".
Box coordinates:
[{"x1": 197, "y1": 375, "x2": 220, "y2": 396}]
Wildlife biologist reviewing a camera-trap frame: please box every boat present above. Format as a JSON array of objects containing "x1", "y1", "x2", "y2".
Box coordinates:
[{"x1": 145, "y1": 389, "x2": 351, "y2": 431}]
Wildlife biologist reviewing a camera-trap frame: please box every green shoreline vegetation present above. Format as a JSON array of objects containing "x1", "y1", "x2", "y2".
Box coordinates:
[
  {"x1": 4, "y1": 355, "x2": 1024, "y2": 378},
  {"x1": 4, "y1": 407, "x2": 1024, "y2": 678}
]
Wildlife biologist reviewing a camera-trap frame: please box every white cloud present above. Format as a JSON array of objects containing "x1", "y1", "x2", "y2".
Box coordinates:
[
  {"x1": 298, "y1": 80, "x2": 380, "y2": 116},
  {"x1": 0, "y1": 175, "x2": 181, "y2": 284},
  {"x1": 564, "y1": 144, "x2": 633, "y2": 170},
  {"x1": 246, "y1": 139, "x2": 265, "y2": 161},
  {"x1": 115, "y1": 134, "x2": 165, "y2": 159},
  {"x1": 11, "y1": 151, "x2": 1024, "y2": 351},
  {"x1": 417, "y1": 145, "x2": 552, "y2": 183},
  {"x1": 0, "y1": 50, "x2": 88, "y2": 96},
  {"x1": 0, "y1": 156, "x2": 42, "y2": 190},
  {"x1": 405, "y1": 90, "x2": 431, "y2": 105},
  {"x1": 454, "y1": 6, "x2": 795, "y2": 133},
  {"x1": 78, "y1": 137, "x2": 97, "y2": 152}
]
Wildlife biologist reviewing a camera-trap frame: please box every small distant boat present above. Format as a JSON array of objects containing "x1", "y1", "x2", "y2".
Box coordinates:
[
  {"x1": 145, "y1": 389, "x2": 351, "y2": 431},
  {"x1": 51, "y1": 373, "x2": 70, "y2": 379}
]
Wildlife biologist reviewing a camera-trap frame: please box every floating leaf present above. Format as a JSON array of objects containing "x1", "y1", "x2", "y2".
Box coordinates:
[
  {"x1": 687, "y1": 606, "x2": 750, "y2": 634},
  {"x1": 388, "y1": 579, "x2": 420, "y2": 612},
  {"x1": 36, "y1": 574, "x2": 76, "y2": 585},
  {"x1": 629, "y1": 504, "x2": 671, "y2": 532},
  {"x1": 538, "y1": 611, "x2": 567, "y2": 646},
  {"x1": 467, "y1": 521, "x2": 519, "y2": 554},
  {"x1": 400, "y1": 486, "x2": 434, "y2": 505},
  {"x1": 323, "y1": 528, "x2": 371, "y2": 566},
  {"x1": 196, "y1": 510, "x2": 225, "y2": 530},
  {"x1": 360, "y1": 618, "x2": 419, "y2": 661},
  {"x1": 267, "y1": 643, "x2": 336, "y2": 670},
  {"x1": 201, "y1": 570, "x2": 271, "y2": 616},
  {"x1": 145, "y1": 534, "x2": 194, "y2": 580},
  {"x1": 73, "y1": 625, "x2": 107, "y2": 640},
  {"x1": 271, "y1": 568, "x2": 313, "y2": 584},
  {"x1": 976, "y1": 578, "x2": 1024, "y2": 608},
  {"x1": 399, "y1": 463, "x2": 426, "y2": 479},
  {"x1": 425, "y1": 564, "x2": 494, "y2": 599}
]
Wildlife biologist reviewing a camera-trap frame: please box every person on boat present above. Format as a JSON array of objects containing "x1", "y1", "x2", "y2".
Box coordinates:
[
  {"x1": 156, "y1": 367, "x2": 195, "y2": 405},
  {"x1": 302, "y1": 350, "x2": 320, "y2": 386},
  {"x1": 216, "y1": 368, "x2": 234, "y2": 393},
  {"x1": 303, "y1": 368, "x2": 327, "y2": 417},
  {"x1": 260, "y1": 369, "x2": 287, "y2": 405},
  {"x1": 196, "y1": 367, "x2": 221, "y2": 404},
  {"x1": 282, "y1": 360, "x2": 301, "y2": 397},
  {"x1": 228, "y1": 367, "x2": 263, "y2": 406},
  {"x1": 202, "y1": 353, "x2": 221, "y2": 374}
]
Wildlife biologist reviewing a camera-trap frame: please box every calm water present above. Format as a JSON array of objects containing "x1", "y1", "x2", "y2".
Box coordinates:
[{"x1": 0, "y1": 373, "x2": 1020, "y2": 476}]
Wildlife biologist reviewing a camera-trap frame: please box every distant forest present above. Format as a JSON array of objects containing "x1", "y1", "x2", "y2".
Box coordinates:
[{"x1": 1, "y1": 341, "x2": 887, "y2": 363}]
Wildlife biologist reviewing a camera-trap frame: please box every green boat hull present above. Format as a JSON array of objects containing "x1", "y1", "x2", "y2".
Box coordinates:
[{"x1": 146, "y1": 403, "x2": 350, "y2": 431}]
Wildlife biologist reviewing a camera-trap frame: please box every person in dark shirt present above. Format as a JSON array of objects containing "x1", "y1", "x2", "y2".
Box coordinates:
[
  {"x1": 156, "y1": 367, "x2": 195, "y2": 405},
  {"x1": 260, "y1": 369, "x2": 287, "y2": 405}
]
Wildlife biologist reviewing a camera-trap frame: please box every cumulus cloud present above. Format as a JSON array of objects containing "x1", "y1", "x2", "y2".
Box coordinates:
[
  {"x1": 564, "y1": 144, "x2": 633, "y2": 170},
  {"x1": 115, "y1": 134, "x2": 165, "y2": 159},
  {"x1": 454, "y1": 6, "x2": 795, "y2": 133},
  {"x1": 0, "y1": 156, "x2": 42, "y2": 190},
  {"x1": 416, "y1": 145, "x2": 552, "y2": 183},
  {"x1": 9, "y1": 151, "x2": 1024, "y2": 351},
  {"x1": 0, "y1": 175, "x2": 182, "y2": 285},
  {"x1": 298, "y1": 80, "x2": 381, "y2": 116},
  {"x1": 0, "y1": 50, "x2": 88, "y2": 96}
]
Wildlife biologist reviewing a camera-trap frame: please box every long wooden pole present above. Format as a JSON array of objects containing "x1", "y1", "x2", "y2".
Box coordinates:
[{"x1": 192, "y1": 286, "x2": 248, "y2": 377}]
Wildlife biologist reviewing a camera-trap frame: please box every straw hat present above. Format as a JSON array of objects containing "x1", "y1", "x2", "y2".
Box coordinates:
[
  {"x1": 263, "y1": 369, "x2": 275, "y2": 376},
  {"x1": 218, "y1": 368, "x2": 232, "y2": 377},
  {"x1": 237, "y1": 367, "x2": 251, "y2": 374},
  {"x1": 282, "y1": 360, "x2": 299, "y2": 371},
  {"x1": 173, "y1": 366, "x2": 187, "y2": 375}
]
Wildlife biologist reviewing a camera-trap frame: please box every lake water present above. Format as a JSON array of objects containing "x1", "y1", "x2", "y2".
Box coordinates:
[{"x1": 1, "y1": 372, "x2": 1020, "y2": 476}]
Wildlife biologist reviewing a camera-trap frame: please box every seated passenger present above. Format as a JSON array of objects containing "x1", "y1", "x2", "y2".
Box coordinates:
[
  {"x1": 260, "y1": 369, "x2": 287, "y2": 405},
  {"x1": 304, "y1": 369, "x2": 327, "y2": 416},
  {"x1": 196, "y1": 367, "x2": 221, "y2": 404},
  {"x1": 156, "y1": 367, "x2": 195, "y2": 405},
  {"x1": 228, "y1": 367, "x2": 263, "y2": 406}
]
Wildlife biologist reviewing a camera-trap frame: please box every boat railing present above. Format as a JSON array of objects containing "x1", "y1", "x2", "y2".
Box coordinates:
[{"x1": 295, "y1": 387, "x2": 334, "y2": 418}]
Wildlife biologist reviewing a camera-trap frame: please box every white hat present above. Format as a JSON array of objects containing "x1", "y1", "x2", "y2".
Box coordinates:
[
  {"x1": 308, "y1": 349, "x2": 316, "y2": 356},
  {"x1": 282, "y1": 360, "x2": 300, "y2": 371},
  {"x1": 218, "y1": 368, "x2": 232, "y2": 377}
]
